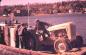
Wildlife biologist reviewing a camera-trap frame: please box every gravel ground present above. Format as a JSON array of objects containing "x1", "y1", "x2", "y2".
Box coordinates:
[
  {"x1": 0, "y1": 44, "x2": 31, "y2": 55},
  {"x1": 0, "y1": 44, "x2": 86, "y2": 55},
  {"x1": 0, "y1": 44, "x2": 55, "y2": 55}
]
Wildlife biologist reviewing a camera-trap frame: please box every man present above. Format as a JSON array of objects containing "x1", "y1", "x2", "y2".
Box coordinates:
[
  {"x1": 5, "y1": 12, "x2": 18, "y2": 26},
  {"x1": 76, "y1": 35, "x2": 83, "y2": 50},
  {"x1": 35, "y1": 20, "x2": 51, "y2": 40},
  {"x1": 17, "y1": 24, "x2": 26, "y2": 48}
]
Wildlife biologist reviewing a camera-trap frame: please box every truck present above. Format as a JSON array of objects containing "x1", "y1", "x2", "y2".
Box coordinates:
[{"x1": 0, "y1": 22, "x2": 19, "y2": 47}]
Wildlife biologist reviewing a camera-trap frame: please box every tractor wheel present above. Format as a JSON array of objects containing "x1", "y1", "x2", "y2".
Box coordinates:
[{"x1": 54, "y1": 39, "x2": 72, "y2": 53}]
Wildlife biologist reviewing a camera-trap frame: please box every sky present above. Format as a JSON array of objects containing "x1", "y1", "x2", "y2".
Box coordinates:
[{"x1": 0, "y1": 0, "x2": 78, "y2": 6}]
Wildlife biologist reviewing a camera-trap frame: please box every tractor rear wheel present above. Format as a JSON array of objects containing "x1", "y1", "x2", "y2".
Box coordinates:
[{"x1": 54, "y1": 39, "x2": 72, "y2": 53}]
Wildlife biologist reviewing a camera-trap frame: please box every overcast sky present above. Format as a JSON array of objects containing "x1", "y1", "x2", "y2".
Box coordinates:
[{"x1": 0, "y1": 0, "x2": 78, "y2": 6}]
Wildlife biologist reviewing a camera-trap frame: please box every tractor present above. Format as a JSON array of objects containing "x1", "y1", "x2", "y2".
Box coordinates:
[{"x1": 32, "y1": 22, "x2": 83, "y2": 53}]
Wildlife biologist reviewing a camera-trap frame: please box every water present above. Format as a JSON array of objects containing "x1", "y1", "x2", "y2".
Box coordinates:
[{"x1": 0, "y1": 13, "x2": 86, "y2": 44}]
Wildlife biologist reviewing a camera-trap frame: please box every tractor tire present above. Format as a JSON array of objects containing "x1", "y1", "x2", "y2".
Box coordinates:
[{"x1": 54, "y1": 39, "x2": 72, "y2": 53}]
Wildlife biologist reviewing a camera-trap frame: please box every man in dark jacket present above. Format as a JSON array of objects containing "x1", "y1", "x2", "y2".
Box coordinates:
[
  {"x1": 76, "y1": 35, "x2": 83, "y2": 50},
  {"x1": 35, "y1": 20, "x2": 51, "y2": 40}
]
